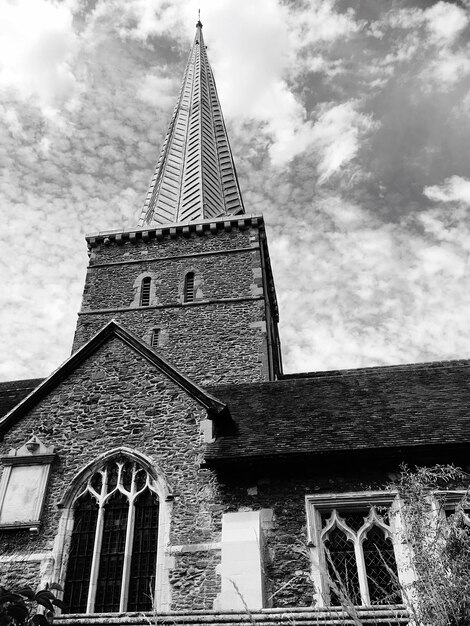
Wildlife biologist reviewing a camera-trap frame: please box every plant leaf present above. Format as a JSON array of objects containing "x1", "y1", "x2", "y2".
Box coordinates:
[
  {"x1": 6, "y1": 603, "x2": 28, "y2": 622},
  {"x1": 0, "y1": 594, "x2": 23, "y2": 604},
  {"x1": 51, "y1": 599, "x2": 66, "y2": 611},
  {"x1": 31, "y1": 615, "x2": 50, "y2": 626},
  {"x1": 34, "y1": 597, "x2": 53, "y2": 613},
  {"x1": 47, "y1": 584, "x2": 62, "y2": 593},
  {"x1": 16, "y1": 588, "x2": 35, "y2": 601},
  {"x1": 34, "y1": 592, "x2": 54, "y2": 601}
]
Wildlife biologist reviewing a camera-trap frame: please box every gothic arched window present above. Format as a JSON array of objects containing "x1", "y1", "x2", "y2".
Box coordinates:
[
  {"x1": 183, "y1": 272, "x2": 195, "y2": 303},
  {"x1": 307, "y1": 495, "x2": 402, "y2": 607},
  {"x1": 140, "y1": 277, "x2": 151, "y2": 307},
  {"x1": 63, "y1": 457, "x2": 159, "y2": 613}
]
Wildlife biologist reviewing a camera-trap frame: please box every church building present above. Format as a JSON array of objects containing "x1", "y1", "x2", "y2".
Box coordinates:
[{"x1": 1, "y1": 19, "x2": 470, "y2": 626}]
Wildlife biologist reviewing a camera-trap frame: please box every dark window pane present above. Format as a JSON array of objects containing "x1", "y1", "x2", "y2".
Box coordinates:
[
  {"x1": 343, "y1": 512, "x2": 366, "y2": 533},
  {"x1": 184, "y1": 272, "x2": 195, "y2": 302},
  {"x1": 140, "y1": 277, "x2": 151, "y2": 306},
  {"x1": 107, "y1": 462, "x2": 118, "y2": 491},
  {"x1": 363, "y1": 525, "x2": 401, "y2": 604},
  {"x1": 324, "y1": 526, "x2": 361, "y2": 606},
  {"x1": 64, "y1": 493, "x2": 98, "y2": 613},
  {"x1": 127, "y1": 490, "x2": 159, "y2": 611},
  {"x1": 121, "y1": 461, "x2": 133, "y2": 492},
  {"x1": 94, "y1": 492, "x2": 128, "y2": 612},
  {"x1": 151, "y1": 328, "x2": 160, "y2": 347}
]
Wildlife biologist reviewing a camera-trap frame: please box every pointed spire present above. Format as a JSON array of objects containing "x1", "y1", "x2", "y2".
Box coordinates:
[{"x1": 138, "y1": 20, "x2": 245, "y2": 227}]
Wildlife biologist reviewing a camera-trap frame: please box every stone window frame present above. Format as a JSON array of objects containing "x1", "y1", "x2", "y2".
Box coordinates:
[
  {"x1": 183, "y1": 271, "x2": 195, "y2": 303},
  {"x1": 150, "y1": 327, "x2": 161, "y2": 348},
  {"x1": 53, "y1": 447, "x2": 173, "y2": 613},
  {"x1": 140, "y1": 276, "x2": 152, "y2": 306},
  {"x1": 0, "y1": 436, "x2": 55, "y2": 531},
  {"x1": 306, "y1": 491, "x2": 406, "y2": 608},
  {"x1": 131, "y1": 272, "x2": 156, "y2": 308}
]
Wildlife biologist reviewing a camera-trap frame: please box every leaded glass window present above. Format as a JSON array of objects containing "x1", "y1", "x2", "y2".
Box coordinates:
[
  {"x1": 308, "y1": 494, "x2": 402, "y2": 607},
  {"x1": 64, "y1": 457, "x2": 159, "y2": 613}
]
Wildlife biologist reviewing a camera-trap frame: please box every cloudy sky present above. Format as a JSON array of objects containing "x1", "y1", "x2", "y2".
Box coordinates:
[{"x1": 1, "y1": 0, "x2": 470, "y2": 381}]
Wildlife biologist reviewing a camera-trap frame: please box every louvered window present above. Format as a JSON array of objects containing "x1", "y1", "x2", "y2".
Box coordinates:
[
  {"x1": 140, "y1": 277, "x2": 151, "y2": 307},
  {"x1": 150, "y1": 328, "x2": 160, "y2": 348},
  {"x1": 307, "y1": 494, "x2": 401, "y2": 607},
  {"x1": 64, "y1": 458, "x2": 159, "y2": 613},
  {"x1": 184, "y1": 272, "x2": 195, "y2": 303}
]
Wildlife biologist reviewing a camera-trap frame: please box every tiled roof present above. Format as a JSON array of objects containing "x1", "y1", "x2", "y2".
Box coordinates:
[
  {"x1": 205, "y1": 359, "x2": 470, "y2": 462},
  {"x1": 0, "y1": 378, "x2": 43, "y2": 419}
]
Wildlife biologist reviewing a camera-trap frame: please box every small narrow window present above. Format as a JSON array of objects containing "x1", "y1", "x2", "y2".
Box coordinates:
[
  {"x1": 184, "y1": 272, "x2": 195, "y2": 303},
  {"x1": 140, "y1": 277, "x2": 151, "y2": 307},
  {"x1": 151, "y1": 328, "x2": 160, "y2": 347}
]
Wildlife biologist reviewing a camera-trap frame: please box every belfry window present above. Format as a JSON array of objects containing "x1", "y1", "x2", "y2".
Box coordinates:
[
  {"x1": 184, "y1": 272, "x2": 195, "y2": 303},
  {"x1": 307, "y1": 494, "x2": 401, "y2": 607},
  {"x1": 140, "y1": 277, "x2": 151, "y2": 306},
  {"x1": 63, "y1": 457, "x2": 159, "y2": 613},
  {"x1": 150, "y1": 328, "x2": 160, "y2": 347}
]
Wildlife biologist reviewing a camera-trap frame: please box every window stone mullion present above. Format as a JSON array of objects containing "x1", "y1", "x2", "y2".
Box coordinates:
[
  {"x1": 86, "y1": 502, "x2": 105, "y2": 613},
  {"x1": 354, "y1": 535, "x2": 370, "y2": 605},
  {"x1": 119, "y1": 496, "x2": 136, "y2": 612}
]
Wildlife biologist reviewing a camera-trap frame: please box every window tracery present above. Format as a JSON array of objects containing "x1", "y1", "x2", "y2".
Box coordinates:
[
  {"x1": 63, "y1": 457, "x2": 159, "y2": 614},
  {"x1": 307, "y1": 493, "x2": 402, "y2": 607}
]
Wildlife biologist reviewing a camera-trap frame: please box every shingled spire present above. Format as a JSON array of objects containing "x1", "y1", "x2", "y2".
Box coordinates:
[{"x1": 138, "y1": 20, "x2": 245, "y2": 226}]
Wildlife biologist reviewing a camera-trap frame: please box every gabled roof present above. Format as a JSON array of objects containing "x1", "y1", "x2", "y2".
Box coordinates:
[
  {"x1": 0, "y1": 378, "x2": 44, "y2": 420},
  {"x1": 138, "y1": 21, "x2": 245, "y2": 226},
  {"x1": 205, "y1": 359, "x2": 470, "y2": 464},
  {"x1": 0, "y1": 320, "x2": 228, "y2": 435}
]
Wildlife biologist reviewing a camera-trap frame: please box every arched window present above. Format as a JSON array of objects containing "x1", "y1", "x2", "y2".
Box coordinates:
[
  {"x1": 63, "y1": 457, "x2": 159, "y2": 613},
  {"x1": 307, "y1": 496, "x2": 402, "y2": 607},
  {"x1": 183, "y1": 272, "x2": 195, "y2": 303},
  {"x1": 140, "y1": 277, "x2": 151, "y2": 307}
]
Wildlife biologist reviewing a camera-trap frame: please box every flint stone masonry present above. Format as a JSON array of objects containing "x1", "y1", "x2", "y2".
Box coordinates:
[
  {"x1": 73, "y1": 221, "x2": 280, "y2": 384},
  {"x1": 80, "y1": 250, "x2": 259, "y2": 310},
  {"x1": 74, "y1": 302, "x2": 268, "y2": 385},
  {"x1": 88, "y1": 227, "x2": 258, "y2": 264},
  {"x1": 0, "y1": 335, "x2": 409, "y2": 610},
  {"x1": 0, "y1": 335, "x2": 225, "y2": 608}
]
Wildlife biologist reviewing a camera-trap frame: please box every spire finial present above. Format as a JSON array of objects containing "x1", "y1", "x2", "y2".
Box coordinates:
[{"x1": 196, "y1": 8, "x2": 202, "y2": 28}]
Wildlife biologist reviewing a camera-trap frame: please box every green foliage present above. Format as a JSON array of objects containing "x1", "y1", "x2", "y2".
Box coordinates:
[
  {"x1": 0, "y1": 584, "x2": 64, "y2": 626},
  {"x1": 392, "y1": 464, "x2": 470, "y2": 626}
]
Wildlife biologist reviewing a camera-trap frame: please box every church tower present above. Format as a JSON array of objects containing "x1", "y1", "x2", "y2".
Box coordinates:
[{"x1": 73, "y1": 21, "x2": 282, "y2": 386}]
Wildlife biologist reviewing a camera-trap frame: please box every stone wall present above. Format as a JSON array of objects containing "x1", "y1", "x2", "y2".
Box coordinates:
[
  {"x1": 73, "y1": 225, "x2": 276, "y2": 385},
  {"x1": 0, "y1": 335, "x2": 222, "y2": 609},
  {"x1": 0, "y1": 329, "x2": 397, "y2": 612},
  {"x1": 213, "y1": 462, "x2": 396, "y2": 608}
]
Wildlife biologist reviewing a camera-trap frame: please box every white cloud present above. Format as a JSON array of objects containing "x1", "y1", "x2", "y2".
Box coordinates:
[
  {"x1": 425, "y1": 1, "x2": 468, "y2": 44},
  {"x1": 289, "y1": 0, "x2": 361, "y2": 46},
  {"x1": 424, "y1": 176, "x2": 470, "y2": 205},
  {"x1": 137, "y1": 72, "x2": 180, "y2": 109},
  {"x1": 0, "y1": 0, "x2": 79, "y2": 115},
  {"x1": 311, "y1": 102, "x2": 377, "y2": 182}
]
